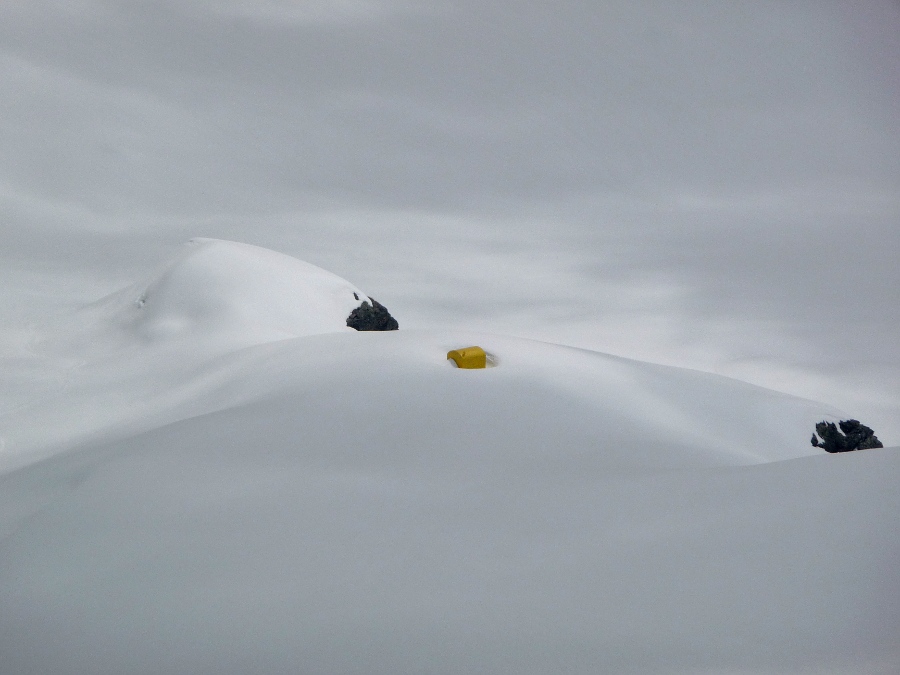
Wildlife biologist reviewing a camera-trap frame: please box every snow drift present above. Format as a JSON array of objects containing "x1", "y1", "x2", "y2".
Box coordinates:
[
  {"x1": 1, "y1": 239, "x2": 896, "y2": 674},
  {"x1": 71, "y1": 237, "x2": 373, "y2": 350},
  {"x1": 0, "y1": 239, "x2": 844, "y2": 466},
  {"x1": 1, "y1": 239, "x2": 377, "y2": 458}
]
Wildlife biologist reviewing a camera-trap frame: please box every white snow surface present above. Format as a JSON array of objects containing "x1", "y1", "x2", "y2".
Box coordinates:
[
  {"x1": 1, "y1": 238, "x2": 373, "y2": 456},
  {"x1": 1, "y1": 240, "x2": 897, "y2": 674},
  {"x1": 70, "y1": 237, "x2": 371, "y2": 350}
]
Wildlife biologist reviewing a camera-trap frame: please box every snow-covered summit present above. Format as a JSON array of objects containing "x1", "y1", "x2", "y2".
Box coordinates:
[
  {"x1": 2, "y1": 237, "x2": 847, "y2": 467},
  {"x1": 77, "y1": 238, "x2": 373, "y2": 352},
  {"x1": 1, "y1": 239, "x2": 385, "y2": 459}
]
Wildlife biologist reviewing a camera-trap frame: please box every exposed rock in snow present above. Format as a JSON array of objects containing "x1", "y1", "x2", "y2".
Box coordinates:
[
  {"x1": 811, "y1": 419, "x2": 884, "y2": 452},
  {"x1": 346, "y1": 297, "x2": 399, "y2": 331}
]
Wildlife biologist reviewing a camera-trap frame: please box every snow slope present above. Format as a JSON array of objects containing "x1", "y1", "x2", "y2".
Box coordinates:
[
  {"x1": 0, "y1": 239, "x2": 844, "y2": 467},
  {"x1": 76, "y1": 237, "x2": 373, "y2": 349},
  {"x1": 1, "y1": 240, "x2": 896, "y2": 674},
  {"x1": 0, "y1": 238, "x2": 374, "y2": 458}
]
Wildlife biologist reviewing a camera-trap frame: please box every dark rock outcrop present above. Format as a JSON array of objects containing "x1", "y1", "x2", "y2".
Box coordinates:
[
  {"x1": 346, "y1": 298, "x2": 399, "y2": 331},
  {"x1": 811, "y1": 419, "x2": 883, "y2": 453}
]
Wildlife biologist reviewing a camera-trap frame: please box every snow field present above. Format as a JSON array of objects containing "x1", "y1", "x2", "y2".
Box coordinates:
[{"x1": 0, "y1": 239, "x2": 896, "y2": 674}]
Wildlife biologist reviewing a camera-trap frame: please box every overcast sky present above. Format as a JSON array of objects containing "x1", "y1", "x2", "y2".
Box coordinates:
[{"x1": 1, "y1": 0, "x2": 898, "y2": 440}]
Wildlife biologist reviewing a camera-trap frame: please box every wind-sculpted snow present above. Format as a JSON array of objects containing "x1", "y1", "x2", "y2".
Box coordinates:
[
  {"x1": 0, "y1": 378, "x2": 897, "y2": 673},
  {"x1": 0, "y1": 241, "x2": 896, "y2": 674},
  {"x1": 74, "y1": 238, "x2": 372, "y2": 349},
  {"x1": 1, "y1": 327, "x2": 843, "y2": 471},
  {"x1": 1, "y1": 239, "x2": 374, "y2": 458},
  {"x1": 1, "y1": 239, "x2": 844, "y2": 466}
]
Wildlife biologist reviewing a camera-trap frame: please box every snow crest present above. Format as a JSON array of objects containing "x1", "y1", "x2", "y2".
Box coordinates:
[
  {"x1": 0, "y1": 239, "x2": 843, "y2": 468},
  {"x1": 80, "y1": 238, "x2": 372, "y2": 350}
]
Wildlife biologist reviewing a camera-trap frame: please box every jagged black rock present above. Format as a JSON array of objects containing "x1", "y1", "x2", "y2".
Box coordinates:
[
  {"x1": 346, "y1": 298, "x2": 399, "y2": 331},
  {"x1": 811, "y1": 419, "x2": 883, "y2": 453}
]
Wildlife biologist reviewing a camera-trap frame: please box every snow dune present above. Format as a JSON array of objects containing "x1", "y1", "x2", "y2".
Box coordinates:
[
  {"x1": 80, "y1": 237, "x2": 373, "y2": 349},
  {"x1": 0, "y1": 239, "x2": 842, "y2": 467},
  {"x1": 2, "y1": 238, "x2": 373, "y2": 458},
  {"x1": 1, "y1": 239, "x2": 896, "y2": 674}
]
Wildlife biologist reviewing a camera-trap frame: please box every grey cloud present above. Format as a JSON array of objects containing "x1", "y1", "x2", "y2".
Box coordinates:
[{"x1": 1, "y1": 1, "x2": 897, "y2": 215}]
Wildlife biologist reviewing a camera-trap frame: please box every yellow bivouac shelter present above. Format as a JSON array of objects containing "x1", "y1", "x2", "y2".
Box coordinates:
[{"x1": 447, "y1": 346, "x2": 487, "y2": 369}]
